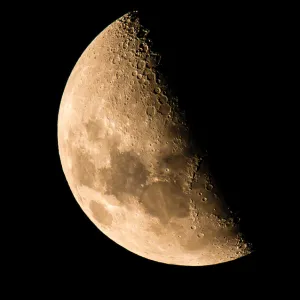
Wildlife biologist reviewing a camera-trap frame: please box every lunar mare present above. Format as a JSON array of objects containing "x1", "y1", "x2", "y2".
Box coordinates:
[{"x1": 57, "y1": 12, "x2": 252, "y2": 266}]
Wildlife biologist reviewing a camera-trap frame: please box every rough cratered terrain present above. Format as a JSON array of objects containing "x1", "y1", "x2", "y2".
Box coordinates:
[{"x1": 57, "y1": 12, "x2": 252, "y2": 266}]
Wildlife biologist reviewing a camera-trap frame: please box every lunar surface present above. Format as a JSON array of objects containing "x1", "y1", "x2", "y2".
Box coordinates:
[{"x1": 57, "y1": 11, "x2": 252, "y2": 266}]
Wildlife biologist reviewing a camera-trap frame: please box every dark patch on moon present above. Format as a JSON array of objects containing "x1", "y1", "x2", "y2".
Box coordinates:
[
  {"x1": 100, "y1": 148, "x2": 150, "y2": 199},
  {"x1": 85, "y1": 119, "x2": 104, "y2": 141},
  {"x1": 159, "y1": 153, "x2": 193, "y2": 187},
  {"x1": 90, "y1": 200, "x2": 113, "y2": 226},
  {"x1": 84, "y1": 118, "x2": 122, "y2": 148},
  {"x1": 162, "y1": 154, "x2": 189, "y2": 172},
  {"x1": 140, "y1": 182, "x2": 190, "y2": 224},
  {"x1": 71, "y1": 148, "x2": 96, "y2": 187}
]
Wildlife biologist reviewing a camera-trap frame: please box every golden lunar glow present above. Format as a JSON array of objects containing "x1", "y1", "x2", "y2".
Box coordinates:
[{"x1": 57, "y1": 11, "x2": 252, "y2": 266}]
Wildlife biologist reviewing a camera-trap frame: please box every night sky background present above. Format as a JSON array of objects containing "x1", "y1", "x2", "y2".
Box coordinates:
[{"x1": 15, "y1": 2, "x2": 284, "y2": 281}]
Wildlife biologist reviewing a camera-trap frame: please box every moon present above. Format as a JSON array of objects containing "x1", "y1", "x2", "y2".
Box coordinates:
[{"x1": 57, "y1": 11, "x2": 252, "y2": 266}]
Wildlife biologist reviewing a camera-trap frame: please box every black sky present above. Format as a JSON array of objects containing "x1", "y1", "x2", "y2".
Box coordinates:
[{"x1": 16, "y1": 2, "x2": 283, "y2": 281}]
